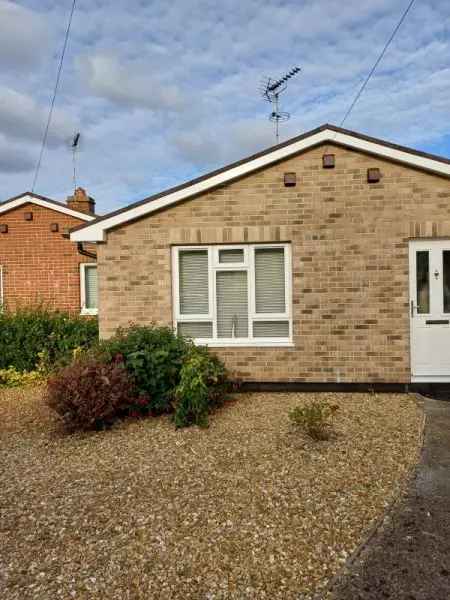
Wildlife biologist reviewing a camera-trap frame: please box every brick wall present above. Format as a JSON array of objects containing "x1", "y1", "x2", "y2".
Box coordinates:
[
  {"x1": 97, "y1": 143, "x2": 450, "y2": 383},
  {"x1": 0, "y1": 202, "x2": 94, "y2": 312}
]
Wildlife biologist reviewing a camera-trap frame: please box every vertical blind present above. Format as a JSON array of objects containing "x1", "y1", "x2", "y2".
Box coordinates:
[
  {"x1": 179, "y1": 250, "x2": 209, "y2": 314},
  {"x1": 255, "y1": 248, "x2": 285, "y2": 313},
  {"x1": 253, "y1": 320, "x2": 289, "y2": 337},
  {"x1": 177, "y1": 321, "x2": 213, "y2": 338},
  {"x1": 216, "y1": 270, "x2": 248, "y2": 338},
  {"x1": 84, "y1": 265, "x2": 98, "y2": 309},
  {"x1": 219, "y1": 248, "x2": 244, "y2": 263}
]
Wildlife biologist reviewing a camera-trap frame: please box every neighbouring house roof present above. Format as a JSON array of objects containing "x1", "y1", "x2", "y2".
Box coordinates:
[
  {"x1": 0, "y1": 192, "x2": 96, "y2": 221},
  {"x1": 70, "y1": 123, "x2": 450, "y2": 243}
]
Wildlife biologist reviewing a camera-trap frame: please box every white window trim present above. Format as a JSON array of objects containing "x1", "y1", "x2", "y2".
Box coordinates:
[
  {"x1": 0, "y1": 265, "x2": 3, "y2": 311},
  {"x1": 172, "y1": 243, "x2": 293, "y2": 347},
  {"x1": 80, "y1": 263, "x2": 98, "y2": 315}
]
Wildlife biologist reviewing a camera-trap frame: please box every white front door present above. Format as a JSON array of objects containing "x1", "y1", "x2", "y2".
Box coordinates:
[{"x1": 410, "y1": 240, "x2": 450, "y2": 381}]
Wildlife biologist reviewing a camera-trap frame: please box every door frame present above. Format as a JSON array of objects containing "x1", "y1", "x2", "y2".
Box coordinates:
[{"x1": 409, "y1": 239, "x2": 450, "y2": 383}]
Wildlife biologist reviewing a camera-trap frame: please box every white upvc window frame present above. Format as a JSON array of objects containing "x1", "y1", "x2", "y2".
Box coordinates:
[
  {"x1": 172, "y1": 243, "x2": 293, "y2": 347},
  {"x1": 0, "y1": 265, "x2": 3, "y2": 311},
  {"x1": 80, "y1": 262, "x2": 98, "y2": 316}
]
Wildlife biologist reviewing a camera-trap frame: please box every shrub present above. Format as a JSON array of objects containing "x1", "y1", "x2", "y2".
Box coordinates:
[
  {"x1": 289, "y1": 400, "x2": 339, "y2": 440},
  {"x1": 97, "y1": 325, "x2": 190, "y2": 414},
  {"x1": 173, "y1": 346, "x2": 230, "y2": 428},
  {"x1": 0, "y1": 307, "x2": 98, "y2": 373},
  {"x1": 0, "y1": 367, "x2": 45, "y2": 387},
  {"x1": 45, "y1": 356, "x2": 137, "y2": 432}
]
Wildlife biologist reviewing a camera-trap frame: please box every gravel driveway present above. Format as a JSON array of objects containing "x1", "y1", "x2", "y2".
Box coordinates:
[
  {"x1": 329, "y1": 397, "x2": 450, "y2": 600},
  {"x1": 0, "y1": 388, "x2": 422, "y2": 599}
]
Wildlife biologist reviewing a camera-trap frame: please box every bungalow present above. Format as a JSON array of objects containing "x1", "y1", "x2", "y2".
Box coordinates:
[
  {"x1": 0, "y1": 188, "x2": 98, "y2": 314},
  {"x1": 71, "y1": 124, "x2": 450, "y2": 386}
]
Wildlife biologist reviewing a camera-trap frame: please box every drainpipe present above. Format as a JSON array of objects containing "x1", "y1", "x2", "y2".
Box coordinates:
[{"x1": 76, "y1": 242, "x2": 97, "y2": 260}]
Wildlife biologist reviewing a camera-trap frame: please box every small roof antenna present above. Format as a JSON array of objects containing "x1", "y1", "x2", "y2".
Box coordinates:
[{"x1": 260, "y1": 66, "x2": 301, "y2": 144}]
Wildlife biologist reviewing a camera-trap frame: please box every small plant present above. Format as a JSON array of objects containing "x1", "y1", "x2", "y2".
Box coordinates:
[
  {"x1": 45, "y1": 356, "x2": 137, "y2": 432},
  {"x1": 0, "y1": 367, "x2": 45, "y2": 387},
  {"x1": 173, "y1": 346, "x2": 230, "y2": 428},
  {"x1": 289, "y1": 400, "x2": 339, "y2": 440}
]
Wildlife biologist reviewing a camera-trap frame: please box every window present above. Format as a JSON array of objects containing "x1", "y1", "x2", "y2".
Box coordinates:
[
  {"x1": 172, "y1": 244, "x2": 292, "y2": 346},
  {"x1": 80, "y1": 263, "x2": 98, "y2": 315}
]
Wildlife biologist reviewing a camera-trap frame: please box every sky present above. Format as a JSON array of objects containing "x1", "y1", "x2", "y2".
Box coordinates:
[{"x1": 0, "y1": 0, "x2": 450, "y2": 214}]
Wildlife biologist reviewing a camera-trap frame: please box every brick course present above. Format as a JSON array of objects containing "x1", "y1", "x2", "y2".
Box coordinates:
[
  {"x1": 97, "y1": 143, "x2": 450, "y2": 383},
  {"x1": 0, "y1": 202, "x2": 94, "y2": 312}
]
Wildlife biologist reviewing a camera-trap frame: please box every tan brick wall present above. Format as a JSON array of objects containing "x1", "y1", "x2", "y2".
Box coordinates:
[
  {"x1": 0, "y1": 202, "x2": 94, "y2": 312},
  {"x1": 97, "y1": 143, "x2": 450, "y2": 382}
]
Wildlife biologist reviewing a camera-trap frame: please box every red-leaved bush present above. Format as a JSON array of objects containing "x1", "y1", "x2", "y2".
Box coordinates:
[{"x1": 45, "y1": 356, "x2": 137, "y2": 431}]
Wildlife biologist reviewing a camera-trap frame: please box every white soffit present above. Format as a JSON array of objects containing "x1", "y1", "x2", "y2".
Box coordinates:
[{"x1": 71, "y1": 127, "x2": 450, "y2": 242}]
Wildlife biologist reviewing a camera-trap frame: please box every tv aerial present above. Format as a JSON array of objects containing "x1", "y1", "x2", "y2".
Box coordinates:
[
  {"x1": 67, "y1": 132, "x2": 81, "y2": 190},
  {"x1": 260, "y1": 66, "x2": 301, "y2": 144}
]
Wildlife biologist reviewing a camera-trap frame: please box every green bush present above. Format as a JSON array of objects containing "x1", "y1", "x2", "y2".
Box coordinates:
[
  {"x1": 97, "y1": 325, "x2": 190, "y2": 414},
  {"x1": 0, "y1": 307, "x2": 98, "y2": 373},
  {"x1": 289, "y1": 400, "x2": 339, "y2": 441},
  {"x1": 173, "y1": 346, "x2": 230, "y2": 428}
]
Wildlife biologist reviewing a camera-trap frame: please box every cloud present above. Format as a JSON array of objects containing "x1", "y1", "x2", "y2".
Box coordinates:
[
  {"x1": 76, "y1": 52, "x2": 185, "y2": 112},
  {"x1": 171, "y1": 118, "x2": 275, "y2": 166},
  {"x1": 1, "y1": 0, "x2": 450, "y2": 210},
  {"x1": 0, "y1": 135, "x2": 34, "y2": 173},
  {"x1": 0, "y1": 87, "x2": 75, "y2": 146},
  {"x1": 0, "y1": 1, "x2": 50, "y2": 71}
]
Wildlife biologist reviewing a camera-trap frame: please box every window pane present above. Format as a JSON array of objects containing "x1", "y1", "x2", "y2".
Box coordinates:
[
  {"x1": 253, "y1": 321, "x2": 289, "y2": 338},
  {"x1": 255, "y1": 248, "x2": 285, "y2": 313},
  {"x1": 219, "y1": 248, "x2": 244, "y2": 263},
  {"x1": 84, "y1": 266, "x2": 98, "y2": 309},
  {"x1": 416, "y1": 251, "x2": 430, "y2": 314},
  {"x1": 216, "y1": 271, "x2": 248, "y2": 338},
  {"x1": 179, "y1": 250, "x2": 209, "y2": 314},
  {"x1": 178, "y1": 322, "x2": 213, "y2": 338},
  {"x1": 443, "y1": 251, "x2": 450, "y2": 313}
]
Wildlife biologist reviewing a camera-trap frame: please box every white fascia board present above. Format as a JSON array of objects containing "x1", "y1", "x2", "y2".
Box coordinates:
[
  {"x1": 71, "y1": 128, "x2": 450, "y2": 242},
  {"x1": 333, "y1": 131, "x2": 450, "y2": 177},
  {"x1": 0, "y1": 195, "x2": 95, "y2": 221}
]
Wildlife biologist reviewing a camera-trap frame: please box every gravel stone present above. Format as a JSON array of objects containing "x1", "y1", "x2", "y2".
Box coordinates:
[{"x1": 0, "y1": 388, "x2": 423, "y2": 599}]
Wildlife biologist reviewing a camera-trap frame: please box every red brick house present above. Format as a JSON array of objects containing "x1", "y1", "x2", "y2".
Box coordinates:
[
  {"x1": 71, "y1": 124, "x2": 450, "y2": 386},
  {"x1": 0, "y1": 188, "x2": 98, "y2": 314}
]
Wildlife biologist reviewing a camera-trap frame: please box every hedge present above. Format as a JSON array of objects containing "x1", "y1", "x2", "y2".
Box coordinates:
[{"x1": 0, "y1": 307, "x2": 98, "y2": 372}]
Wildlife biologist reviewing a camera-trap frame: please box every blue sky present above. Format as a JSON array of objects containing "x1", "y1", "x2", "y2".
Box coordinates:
[{"x1": 0, "y1": 0, "x2": 450, "y2": 214}]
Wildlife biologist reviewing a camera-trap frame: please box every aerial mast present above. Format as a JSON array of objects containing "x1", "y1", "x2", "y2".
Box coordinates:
[{"x1": 260, "y1": 66, "x2": 301, "y2": 144}]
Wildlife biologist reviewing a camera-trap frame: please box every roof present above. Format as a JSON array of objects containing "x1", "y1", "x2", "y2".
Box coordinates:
[
  {"x1": 0, "y1": 192, "x2": 96, "y2": 222},
  {"x1": 70, "y1": 123, "x2": 450, "y2": 242}
]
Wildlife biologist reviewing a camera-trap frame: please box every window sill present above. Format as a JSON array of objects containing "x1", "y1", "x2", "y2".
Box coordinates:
[
  {"x1": 193, "y1": 339, "x2": 295, "y2": 348},
  {"x1": 80, "y1": 309, "x2": 98, "y2": 316}
]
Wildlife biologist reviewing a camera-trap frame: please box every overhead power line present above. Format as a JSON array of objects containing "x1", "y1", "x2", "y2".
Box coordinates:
[
  {"x1": 339, "y1": 0, "x2": 416, "y2": 129},
  {"x1": 31, "y1": 0, "x2": 77, "y2": 193}
]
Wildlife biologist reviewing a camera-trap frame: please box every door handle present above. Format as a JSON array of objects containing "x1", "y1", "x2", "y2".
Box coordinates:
[{"x1": 410, "y1": 300, "x2": 415, "y2": 318}]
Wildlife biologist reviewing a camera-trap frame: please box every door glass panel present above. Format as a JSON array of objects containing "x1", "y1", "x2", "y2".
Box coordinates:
[
  {"x1": 416, "y1": 251, "x2": 430, "y2": 314},
  {"x1": 443, "y1": 251, "x2": 450, "y2": 313}
]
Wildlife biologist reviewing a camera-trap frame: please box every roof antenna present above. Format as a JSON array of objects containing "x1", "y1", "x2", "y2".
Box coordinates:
[
  {"x1": 260, "y1": 66, "x2": 301, "y2": 144},
  {"x1": 71, "y1": 132, "x2": 81, "y2": 190}
]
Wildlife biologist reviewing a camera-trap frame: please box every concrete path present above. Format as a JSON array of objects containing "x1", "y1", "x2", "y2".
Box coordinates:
[{"x1": 330, "y1": 397, "x2": 450, "y2": 600}]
